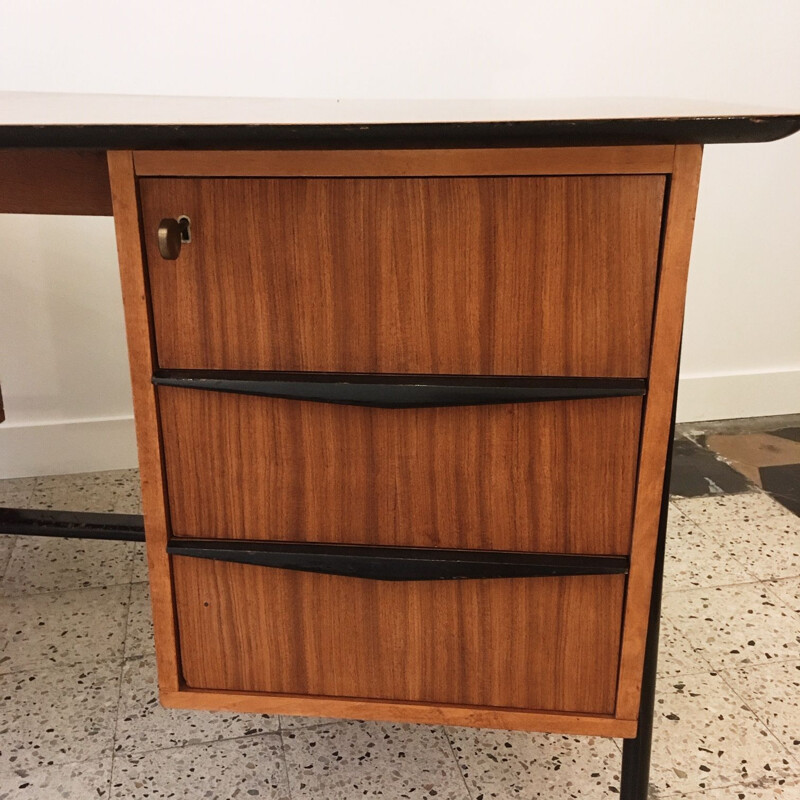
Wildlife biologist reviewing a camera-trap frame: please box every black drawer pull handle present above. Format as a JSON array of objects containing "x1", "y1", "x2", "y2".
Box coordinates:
[
  {"x1": 153, "y1": 370, "x2": 646, "y2": 408},
  {"x1": 167, "y1": 538, "x2": 629, "y2": 581}
]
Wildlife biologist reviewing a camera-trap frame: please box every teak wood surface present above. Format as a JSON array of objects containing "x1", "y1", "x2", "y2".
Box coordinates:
[
  {"x1": 158, "y1": 388, "x2": 642, "y2": 555},
  {"x1": 140, "y1": 174, "x2": 665, "y2": 377},
  {"x1": 0, "y1": 149, "x2": 112, "y2": 215},
  {"x1": 173, "y1": 557, "x2": 625, "y2": 714}
]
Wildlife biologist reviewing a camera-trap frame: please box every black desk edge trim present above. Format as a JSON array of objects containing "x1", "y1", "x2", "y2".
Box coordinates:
[{"x1": 1, "y1": 115, "x2": 799, "y2": 149}]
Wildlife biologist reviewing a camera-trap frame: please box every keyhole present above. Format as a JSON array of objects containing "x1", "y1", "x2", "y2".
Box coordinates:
[{"x1": 177, "y1": 215, "x2": 192, "y2": 243}]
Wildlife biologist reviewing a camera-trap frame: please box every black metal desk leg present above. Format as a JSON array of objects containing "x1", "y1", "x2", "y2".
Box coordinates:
[{"x1": 619, "y1": 402, "x2": 677, "y2": 799}]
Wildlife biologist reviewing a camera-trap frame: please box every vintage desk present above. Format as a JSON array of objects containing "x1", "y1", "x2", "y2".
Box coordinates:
[{"x1": 1, "y1": 94, "x2": 799, "y2": 799}]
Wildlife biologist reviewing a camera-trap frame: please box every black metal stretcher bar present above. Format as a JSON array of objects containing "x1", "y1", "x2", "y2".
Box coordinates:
[{"x1": 0, "y1": 507, "x2": 146, "y2": 542}]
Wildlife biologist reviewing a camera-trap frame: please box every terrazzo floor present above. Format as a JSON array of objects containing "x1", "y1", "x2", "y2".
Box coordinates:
[{"x1": 1, "y1": 468, "x2": 799, "y2": 798}]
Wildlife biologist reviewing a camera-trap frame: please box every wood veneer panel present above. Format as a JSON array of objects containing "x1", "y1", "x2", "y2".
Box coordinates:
[
  {"x1": 133, "y1": 146, "x2": 676, "y2": 176},
  {"x1": 107, "y1": 151, "x2": 180, "y2": 692},
  {"x1": 615, "y1": 145, "x2": 704, "y2": 719},
  {"x1": 158, "y1": 388, "x2": 642, "y2": 554},
  {"x1": 173, "y1": 557, "x2": 625, "y2": 714},
  {"x1": 161, "y1": 688, "x2": 638, "y2": 737},
  {"x1": 140, "y1": 175, "x2": 665, "y2": 376},
  {"x1": 0, "y1": 150, "x2": 111, "y2": 214}
]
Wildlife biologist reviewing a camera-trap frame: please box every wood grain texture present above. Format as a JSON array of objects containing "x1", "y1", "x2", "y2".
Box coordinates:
[
  {"x1": 140, "y1": 175, "x2": 665, "y2": 376},
  {"x1": 0, "y1": 150, "x2": 111, "y2": 214},
  {"x1": 173, "y1": 557, "x2": 625, "y2": 714},
  {"x1": 158, "y1": 388, "x2": 642, "y2": 555},
  {"x1": 615, "y1": 145, "x2": 703, "y2": 719},
  {"x1": 161, "y1": 689, "x2": 638, "y2": 738},
  {"x1": 107, "y1": 151, "x2": 180, "y2": 693},
  {"x1": 133, "y1": 145, "x2": 676, "y2": 177}
]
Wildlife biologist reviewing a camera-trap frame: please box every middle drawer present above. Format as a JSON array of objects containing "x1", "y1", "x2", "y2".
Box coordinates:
[{"x1": 157, "y1": 384, "x2": 642, "y2": 554}]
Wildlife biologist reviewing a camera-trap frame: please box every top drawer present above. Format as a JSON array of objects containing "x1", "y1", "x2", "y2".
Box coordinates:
[{"x1": 140, "y1": 175, "x2": 665, "y2": 376}]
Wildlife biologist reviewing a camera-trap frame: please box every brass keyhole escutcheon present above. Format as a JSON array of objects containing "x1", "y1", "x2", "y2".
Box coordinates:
[{"x1": 157, "y1": 216, "x2": 191, "y2": 260}]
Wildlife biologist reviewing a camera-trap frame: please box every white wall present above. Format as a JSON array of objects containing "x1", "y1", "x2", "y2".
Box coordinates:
[
  {"x1": 0, "y1": 215, "x2": 136, "y2": 478},
  {"x1": 1, "y1": 0, "x2": 799, "y2": 477}
]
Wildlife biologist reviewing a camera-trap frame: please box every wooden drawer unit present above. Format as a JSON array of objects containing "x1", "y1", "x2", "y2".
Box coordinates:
[
  {"x1": 172, "y1": 557, "x2": 625, "y2": 714},
  {"x1": 140, "y1": 174, "x2": 665, "y2": 377},
  {"x1": 108, "y1": 144, "x2": 703, "y2": 739},
  {"x1": 157, "y1": 386, "x2": 643, "y2": 554}
]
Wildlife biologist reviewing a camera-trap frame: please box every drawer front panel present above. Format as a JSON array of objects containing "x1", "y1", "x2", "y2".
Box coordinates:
[
  {"x1": 141, "y1": 175, "x2": 665, "y2": 376},
  {"x1": 173, "y1": 556, "x2": 625, "y2": 714},
  {"x1": 158, "y1": 386, "x2": 642, "y2": 554}
]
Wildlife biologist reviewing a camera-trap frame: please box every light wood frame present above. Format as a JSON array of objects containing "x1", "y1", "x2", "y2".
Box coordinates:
[
  {"x1": 615, "y1": 145, "x2": 703, "y2": 719},
  {"x1": 133, "y1": 145, "x2": 675, "y2": 177}
]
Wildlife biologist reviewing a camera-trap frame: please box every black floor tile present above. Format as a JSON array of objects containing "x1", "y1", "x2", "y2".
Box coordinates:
[
  {"x1": 669, "y1": 437, "x2": 754, "y2": 498},
  {"x1": 771, "y1": 427, "x2": 800, "y2": 443},
  {"x1": 759, "y1": 463, "x2": 800, "y2": 517}
]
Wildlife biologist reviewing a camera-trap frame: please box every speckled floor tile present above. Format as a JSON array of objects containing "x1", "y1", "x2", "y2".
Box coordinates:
[
  {"x1": 721, "y1": 660, "x2": 800, "y2": 756},
  {"x1": 124, "y1": 582, "x2": 154, "y2": 659},
  {"x1": 672, "y1": 491, "x2": 800, "y2": 583},
  {"x1": 279, "y1": 713, "x2": 349, "y2": 730},
  {"x1": 767, "y1": 577, "x2": 800, "y2": 613},
  {"x1": 110, "y1": 733, "x2": 289, "y2": 799},
  {"x1": 650, "y1": 671, "x2": 794, "y2": 795},
  {"x1": 130, "y1": 542, "x2": 148, "y2": 583},
  {"x1": 670, "y1": 778, "x2": 800, "y2": 797},
  {"x1": 446, "y1": 727, "x2": 621, "y2": 799},
  {"x1": 282, "y1": 720, "x2": 468, "y2": 800},
  {"x1": 0, "y1": 478, "x2": 37, "y2": 508},
  {"x1": 674, "y1": 492, "x2": 790, "y2": 528},
  {"x1": 0, "y1": 585, "x2": 128, "y2": 673},
  {"x1": 0, "y1": 537, "x2": 16, "y2": 580},
  {"x1": 663, "y1": 582, "x2": 800, "y2": 670},
  {"x1": 664, "y1": 505, "x2": 755, "y2": 590},
  {"x1": 711, "y1": 513, "x2": 800, "y2": 582},
  {"x1": 0, "y1": 661, "x2": 120, "y2": 773},
  {"x1": 0, "y1": 537, "x2": 134, "y2": 597},
  {"x1": 29, "y1": 470, "x2": 142, "y2": 514},
  {"x1": 0, "y1": 758, "x2": 111, "y2": 799},
  {"x1": 115, "y1": 655, "x2": 278, "y2": 755},
  {"x1": 658, "y1": 619, "x2": 711, "y2": 678}
]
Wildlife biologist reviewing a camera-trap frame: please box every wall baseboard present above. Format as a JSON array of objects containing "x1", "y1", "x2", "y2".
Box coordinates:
[
  {"x1": 0, "y1": 372, "x2": 798, "y2": 479},
  {"x1": 0, "y1": 416, "x2": 138, "y2": 479},
  {"x1": 677, "y1": 369, "x2": 800, "y2": 423}
]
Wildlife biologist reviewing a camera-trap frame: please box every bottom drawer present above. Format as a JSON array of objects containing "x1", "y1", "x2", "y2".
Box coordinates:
[{"x1": 172, "y1": 555, "x2": 625, "y2": 715}]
